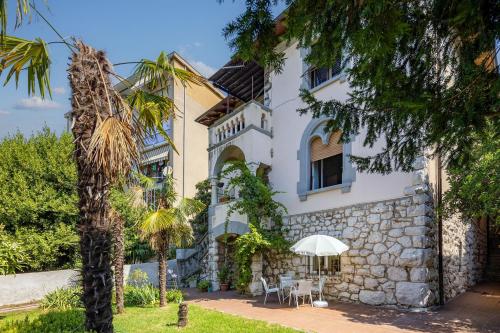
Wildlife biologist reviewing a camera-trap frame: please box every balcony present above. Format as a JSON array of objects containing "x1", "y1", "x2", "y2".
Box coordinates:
[
  {"x1": 209, "y1": 100, "x2": 271, "y2": 147},
  {"x1": 207, "y1": 101, "x2": 273, "y2": 176}
]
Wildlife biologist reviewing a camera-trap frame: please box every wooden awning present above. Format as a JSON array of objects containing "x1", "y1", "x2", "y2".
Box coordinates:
[
  {"x1": 195, "y1": 95, "x2": 243, "y2": 127},
  {"x1": 209, "y1": 59, "x2": 264, "y2": 103}
]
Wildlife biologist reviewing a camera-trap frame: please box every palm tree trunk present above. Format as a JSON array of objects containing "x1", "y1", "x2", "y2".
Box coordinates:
[
  {"x1": 158, "y1": 249, "x2": 167, "y2": 307},
  {"x1": 112, "y1": 212, "x2": 125, "y2": 314},
  {"x1": 69, "y1": 41, "x2": 115, "y2": 333}
]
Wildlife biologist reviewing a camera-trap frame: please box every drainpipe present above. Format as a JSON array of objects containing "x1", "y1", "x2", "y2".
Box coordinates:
[
  {"x1": 182, "y1": 68, "x2": 186, "y2": 197},
  {"x1": 437, "y1": 154, "x2": 444, "y2": 305}
]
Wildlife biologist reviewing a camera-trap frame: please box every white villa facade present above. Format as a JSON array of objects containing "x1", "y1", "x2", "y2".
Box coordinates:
[{"x1": 192, "y1": 35, "x2": 491, "y2": 309}]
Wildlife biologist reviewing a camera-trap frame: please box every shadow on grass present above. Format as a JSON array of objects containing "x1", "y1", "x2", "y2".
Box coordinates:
[{"x1": 1, "y1": 309, "x2": 86, "y2": 333}]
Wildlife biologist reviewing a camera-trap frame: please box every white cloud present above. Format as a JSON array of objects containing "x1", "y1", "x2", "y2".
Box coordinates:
[
  {"x1": 189, "y1": 60, "x2": 216, "y2": 78},
  {"x1": 53, "y1": 87, "x2": 66, "y2": 95},
  {"x1": 14, "y1": 96, "x2": 61, "y2": 110},
  {"x1": 193, "y1": 42, "x2": 202, "y2": 47},
  {"x1": 0, "y1": 109, "x2": 10, "y2": 115}
]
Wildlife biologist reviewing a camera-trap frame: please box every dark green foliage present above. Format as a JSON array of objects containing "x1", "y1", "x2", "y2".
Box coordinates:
[
  {"x1": 40, "y1": 287, "x2": 83, "y2": 310},
  {"x1": 0, "y1": 128, "x2": 78, "y2": 231},
  {"x1": 15, "y1": 224, "x2": 80, "y2": 272},
  {"x1": 444, "y1": 124, "x2": 500, "y2": 224},
  {"x1": 0, "y1": 223, "x2": 80, "y2": 273},
  {"x1": 190, "y1": 179, "x2": 211, "y2": 237},
  {"x1": 0, "y1": 225, "x2": 27, "y2": 275},
  {"x1": 1, "y1": 309, "x2": 86, "y2": 333},
  {"x1": 223, "y1": 0, "x2": 499, "y2": 220},
  {"x1": 226, "y1": 0, "x2": 500, "y2": 172},
  {"x1": 196, "y1": 280, "x2": 211, "y2": 291}
]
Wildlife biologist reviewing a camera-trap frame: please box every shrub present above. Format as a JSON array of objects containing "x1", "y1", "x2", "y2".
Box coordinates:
[
  {"x1": 197, "y1": 280, "x2": 211, "y2": 291},
  {"x1": 40, "y1": 286, "x2": 83, "y2": 310},
  {"x1": 14, "y1": 224, "x2": 80, "y2": 272},
  {"x1": 124, "y1": 285, "x2": 159, "y2": 307},
  {"x1": 166, "y1": 289, "x2": 184, "y2": 303},
  {"x1": 127, "y1": 268, "x2": 149, "y2": 287},
  {"x1": 1, "y1": 309, "x2": 85, "y2": 333},
  {"x1": 0, "y1": 225, "x2": 27, "y2": 275}
]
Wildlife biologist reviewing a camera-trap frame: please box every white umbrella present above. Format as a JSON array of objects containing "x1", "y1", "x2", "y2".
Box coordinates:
[{"x1": 290, "y1": 234, "x2": 349, "y2": 307}]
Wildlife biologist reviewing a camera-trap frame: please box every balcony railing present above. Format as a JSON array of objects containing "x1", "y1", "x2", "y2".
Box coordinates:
[{"x1": 209, "y1": 101, "x2": 271, "y2": 147}]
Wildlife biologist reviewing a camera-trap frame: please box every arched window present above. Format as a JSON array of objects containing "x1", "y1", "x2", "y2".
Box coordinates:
[{"x1": 297, "y1": 118, "x2": 355, "y2": 201}]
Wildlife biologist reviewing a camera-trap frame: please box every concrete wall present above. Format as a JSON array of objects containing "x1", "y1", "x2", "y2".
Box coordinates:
[
  {"x1": 268, "y1": 41, "x2": 414, "y2": 216},
  {"x1": 0, "y1": 260, "x2": 176, "y2": 307}
]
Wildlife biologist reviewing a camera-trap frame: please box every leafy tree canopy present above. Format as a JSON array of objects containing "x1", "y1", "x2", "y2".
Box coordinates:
[
  {"x1": 223, "y1": 0, "x2": 499, "y2": 174},
  {"x1": 0, "y1": 128, "x2": 78, "y2": 231}
]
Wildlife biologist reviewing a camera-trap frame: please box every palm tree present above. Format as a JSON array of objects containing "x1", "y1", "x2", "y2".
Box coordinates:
[
  {"x1": 109, "y1": 174, "x2": 150, "y2": 314},
  {"x1": 0, "y1": 3, "x2": 204, "y2": 331},
  {"x1": 140, "y1": 171, "x2": 204, "y2": 307}
]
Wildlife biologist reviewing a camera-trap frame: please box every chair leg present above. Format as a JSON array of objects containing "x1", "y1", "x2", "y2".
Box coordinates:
[
  {"x1": 289, "y1": 293, "x2": 292, "y2": 306},
  {"x1": 296, "y1": 295, "x2": 299, "y2": 309},
  {"x1": 310, "y1": 292, "x2": 313, "y2": 306},
  {"x1": 264, "y1": 292, "x2": 268, "y2": 305},
  {"x1": 277, "y1": 291, "x2": 281, "y2": 304}
]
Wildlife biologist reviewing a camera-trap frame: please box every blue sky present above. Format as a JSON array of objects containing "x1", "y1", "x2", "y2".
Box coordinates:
[{"x1": 0, "y1": 1, "x2": 285, "y2": 139}]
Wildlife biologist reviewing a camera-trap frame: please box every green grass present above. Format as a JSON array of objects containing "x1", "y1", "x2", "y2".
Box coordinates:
[{"x1": 0, "y1": 305, "x2": 301, "y2": 333}]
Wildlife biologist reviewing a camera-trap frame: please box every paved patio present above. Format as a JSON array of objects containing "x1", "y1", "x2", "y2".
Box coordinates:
[{"x1": 185, "y1": 282, "x2": 500, "y2": 333}]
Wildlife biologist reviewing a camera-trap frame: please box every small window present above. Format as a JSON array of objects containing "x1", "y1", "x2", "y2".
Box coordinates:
[
  {"x1": 308, "y1": 59, "x2": 343, "y2": 89},
  {"x1": 309, "y1": 256, "x2": 341, "y2": 275}
]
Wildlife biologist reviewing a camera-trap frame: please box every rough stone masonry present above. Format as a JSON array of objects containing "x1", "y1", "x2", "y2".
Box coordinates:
[{"x1": 263, "y1": 157, "x2": 440, "y2": 308}]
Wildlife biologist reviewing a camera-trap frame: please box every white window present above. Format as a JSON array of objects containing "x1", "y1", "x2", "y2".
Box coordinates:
[
  {"x1": 308, "y1": 256, "x2": 341, "y2": 275},
  {"x1": 308, "y1": 59, "x2": 343, "y2": 89}
]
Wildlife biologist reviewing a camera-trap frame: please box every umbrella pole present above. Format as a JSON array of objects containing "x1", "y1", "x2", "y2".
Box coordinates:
[{"x1": 317, "y1": 256, "x2": 322, "y2": 302}]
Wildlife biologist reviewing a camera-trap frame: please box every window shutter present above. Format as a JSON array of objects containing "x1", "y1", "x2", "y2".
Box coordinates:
[{"x1": 310, "y1": 131, "x2": 343, "y2": 162}]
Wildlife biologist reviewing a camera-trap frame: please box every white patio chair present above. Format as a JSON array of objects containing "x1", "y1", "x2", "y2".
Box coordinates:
[
  {"x1": 311, "y1": 276, "x2": 326, "y2": 300},
  {"x1": 279, "y1": 275, "x2": 293, "y2": 301},
  {"x1": 289, "y1": 280, "x2": 313, "y2": 308},
  {"x1": 260, "y1": 277, "x2": 281, "y2": 304}
]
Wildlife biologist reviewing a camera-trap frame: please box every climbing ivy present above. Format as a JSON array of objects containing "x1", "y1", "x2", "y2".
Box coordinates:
[{"x1": 222, "y1": 161, "x2": 289, "y2": 292}]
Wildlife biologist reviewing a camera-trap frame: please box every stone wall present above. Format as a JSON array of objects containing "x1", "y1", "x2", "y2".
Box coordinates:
[
  {"x1": 442, "y1": 216, "x2": 488, "y2": 301},
  {"x1": 264, "y1": 192, "x2": 439, "y2": 308}
]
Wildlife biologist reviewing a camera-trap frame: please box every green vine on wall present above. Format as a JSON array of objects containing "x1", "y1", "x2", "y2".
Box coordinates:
[{"x1": 222, "y1": 161, "x2": 290, "y2": 292}]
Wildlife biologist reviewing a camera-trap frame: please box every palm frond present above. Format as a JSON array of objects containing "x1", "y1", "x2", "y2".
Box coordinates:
[
  {"x1": 127, "y1": 185, "x2": 146, "y2": 209},
  {"x1": 177, "y1": 198, "x2": 205, "y2": 219},
  {"x1": 132, "y1": 51, "x2": 205, "y2": 92},
  {"x1": 0, "y1": 0, "x2": 31, "y2": 37},
  {"x1": 140, "y1": 208, "x2": 176, "y2": 236},
  {"x1": 87, "y1": 116, "x2": 137, "y2": 181},
  {"x1": 131, "y1": 170, "x2": 155, "y2": 190},
  {"x1": 127, "y1": 89, "x2": 178, "y2": 153},
  {"x1": 0, "y1": 35, "x2": 51, "y2": 98}
]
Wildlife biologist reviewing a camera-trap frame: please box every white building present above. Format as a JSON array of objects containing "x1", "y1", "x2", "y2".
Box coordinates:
[{"x1": 191, "y1": 29, "x2": 493, "y2": 308}]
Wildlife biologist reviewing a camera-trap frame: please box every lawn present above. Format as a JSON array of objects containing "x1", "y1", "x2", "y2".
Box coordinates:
[{"x1": 0, "y1": 304, "x2": 301, "y2": 333}]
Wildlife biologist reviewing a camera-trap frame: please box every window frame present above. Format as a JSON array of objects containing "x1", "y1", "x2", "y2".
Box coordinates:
[{"x1": 297, "y1": 118, "x2": 356, "y2": 201}]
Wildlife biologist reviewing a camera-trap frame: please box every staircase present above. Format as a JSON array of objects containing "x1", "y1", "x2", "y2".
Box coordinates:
[{"x1": 176, "y1": 232, "x2": 209, "y2": 287}]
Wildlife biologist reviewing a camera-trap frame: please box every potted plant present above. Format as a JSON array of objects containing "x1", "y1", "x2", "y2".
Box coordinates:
[
  {"x1": 217, "y1": 266, "x2": 231, "y2": 291},
  {"x1": 197, "y1": 280, "x2": 211, "y2": 292}
]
